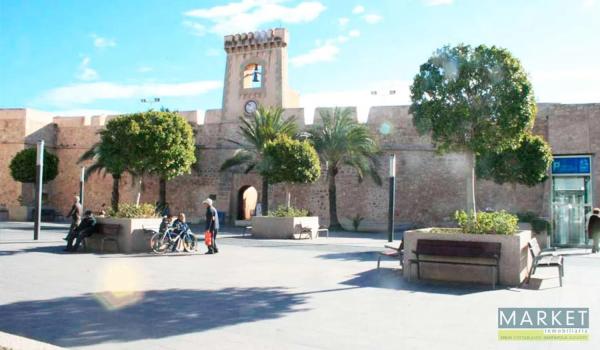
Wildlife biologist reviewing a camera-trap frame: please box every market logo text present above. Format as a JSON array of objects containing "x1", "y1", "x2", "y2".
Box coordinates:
[{"x1": 498, "y1": 308, "x2": 589, "y2": 341}]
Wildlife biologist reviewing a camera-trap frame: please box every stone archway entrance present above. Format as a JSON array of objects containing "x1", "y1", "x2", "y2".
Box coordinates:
[{"x1": 237, "y1": 186, "x2": 258, "y2": 220}]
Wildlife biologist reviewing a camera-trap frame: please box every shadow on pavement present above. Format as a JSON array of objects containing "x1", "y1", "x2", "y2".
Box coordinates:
[
  {"x1": 340, "y1": 268, "x2": 498, "y2": 295},
  {"x1": 0, "y1": 287, "x2": 307, "y2": 348},
  {"x1": 316, "y1": 251, "x2": 381, "y2": 262}
]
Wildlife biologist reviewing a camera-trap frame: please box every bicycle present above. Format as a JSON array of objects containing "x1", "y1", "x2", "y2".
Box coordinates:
[{"x1": 150, "y1": 227, "x2": 197, "y2": 254}]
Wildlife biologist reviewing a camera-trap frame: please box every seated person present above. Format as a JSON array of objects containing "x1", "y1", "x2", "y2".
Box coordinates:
[
  {"x1": 171, "y1": 213, "x2": 190, "y2": 252},
  {"x1": 159, "y1": 215, "x2": 174, "y2": 234},
  {"x1": 65, "y1": 210, "x2": 97, "y2": 252}
]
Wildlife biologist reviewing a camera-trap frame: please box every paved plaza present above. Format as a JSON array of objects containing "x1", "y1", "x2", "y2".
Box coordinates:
[{"x1": 1, "y1": 222, "x2": 599, "y2": 350}]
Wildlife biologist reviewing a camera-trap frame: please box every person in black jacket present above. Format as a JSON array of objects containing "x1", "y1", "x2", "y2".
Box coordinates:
[
  {"x1": 588, "y1": 208, "x2": 600, "y2": 253},
  {"x1": 65, "y1": 210, "x2": 96, "y2": 252},
  {"x1": 203, "y1": 198, "x2": 219, "y2": 254}
]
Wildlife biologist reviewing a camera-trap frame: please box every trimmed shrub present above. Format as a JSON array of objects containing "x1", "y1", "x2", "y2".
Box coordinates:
[
  {"x1": 268, "y1": 206, "x2": 309, "y2": 218},
  {"x1": 107, "y1": 203, "x2": 158, "y2": 218},
  {"x1": 455, "y1": 210, "x2": 518, "y2": 235},
  {"x1": 9, "y1": 148, "x2": 59, "y2": 184}
]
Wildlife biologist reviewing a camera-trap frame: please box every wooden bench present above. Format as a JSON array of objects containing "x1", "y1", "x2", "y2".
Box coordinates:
[
  {"x1": 86, "y1": 223, "x2": 121, "y2": 253},
  {"x1": 409, "y1": 239, "x2": 501, "y2": 288},
  {"x1": 377, "y1": 240, "x2": 404, "y2": 269},
  {"x1": 527, "y1": 238, "x2": 564, "y2": 287}
]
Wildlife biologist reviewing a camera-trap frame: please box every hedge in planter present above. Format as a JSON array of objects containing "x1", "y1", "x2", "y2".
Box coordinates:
[{"x1": 455, "y1": 210, "x2": 518, "y2": 235}]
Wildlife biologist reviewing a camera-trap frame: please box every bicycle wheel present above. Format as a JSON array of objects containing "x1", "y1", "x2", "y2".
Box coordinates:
[
  {"x1": 183, "y1": 232, "x2": 197, "y2": 253},
  {"x1": 151, "y1": 232, "x2": 169, "y2": 254}
]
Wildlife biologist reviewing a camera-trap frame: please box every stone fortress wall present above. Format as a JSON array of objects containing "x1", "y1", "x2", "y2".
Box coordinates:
[{"x1": 2, "y1": 102, "x2": 600, "y2": 230}]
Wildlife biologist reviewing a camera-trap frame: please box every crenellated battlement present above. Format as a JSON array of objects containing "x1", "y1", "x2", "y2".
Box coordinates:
[{"x1": 224, "y1": 28, "x2": 288, "y2": 53}]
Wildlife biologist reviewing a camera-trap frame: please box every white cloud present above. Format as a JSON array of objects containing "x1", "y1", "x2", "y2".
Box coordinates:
[
  {"x1": 91, "y1": 34, "x2": 116, "y2": 48},
  {"x1": 348, "y1": 29, "x2": 360, "y2": 37},
  {"x1": 422, "y1": 0, "x2": 454, "y2": 6},
  {"x1": 76, "y1": 56, "x2": 99, "y2": 81},
  {"x1": 582, "y1": 0, "x2": 596, "y2": 8},
  {"x1": 184, "y1": 0, "x2": 326, "y2": 36},
  {"x1": 137, "y1": 66, "x2": 153, "y2": 73},
  {"x1": 352, "y1": 5, "x2": 365, "y2": 14},
  {"x1": 300, "y1": 80, "x2": 412, "y2": 123},
  {"x1": 337, "y1": 35, "x2": 349, "y2": 43},
  {"x1": 290, "y1": 43, "x2": 339, "y2": 67},
  {"x1": 530, "y1": 68, "x2": 600, "y2": 103},
  {"x1": 52, "y1": 109, "x2": 121, "y2": 117},
  {"x1": 338, "y1": 17, "x2": 349, "y2": 27},
  {"x1": 183, "y1": 21, "x2": 207, "y2": 36},
  {"x1": 363, "y1": 14, "x2": 382, "y2": 24},
  {"x1": 39, "y1": 80, "x2": 223, "y2": 107}
]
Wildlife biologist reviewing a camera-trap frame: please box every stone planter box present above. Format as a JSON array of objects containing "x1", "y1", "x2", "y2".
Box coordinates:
[
  {"x1": 403, "y1": 228, "x2": 533, "y2": 286},
  {"x1": 87, "y1": 217, "x2": 162, "y2": 253},
  {"x1": 251, "y1": 216, "x2": 319, "y2": 239},
  {"x1": 7, "y1": 205, "x2": 29, "y2": 221}
]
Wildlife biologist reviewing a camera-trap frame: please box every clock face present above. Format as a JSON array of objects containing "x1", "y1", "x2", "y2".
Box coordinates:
[{"x1": 244, "y1": 100, "x2": 258, "y2": 115}]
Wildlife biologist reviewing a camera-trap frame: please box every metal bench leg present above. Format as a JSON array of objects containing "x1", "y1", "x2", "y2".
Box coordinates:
[
  {"x1": 377, "y1": 256, "x2": 381, "y2": 269},
  {"x1": 559, "y1": 265, "x2": 563, "y2": 287},
  {"x1": 492, "y1": 266, "x2": 496, "y2": 289},
  {"x1": 100, "y1": 238, "x2": 105, "y2": 254},
  {"x1": 416, "y1": 262, "x2": 421, "y2": 280}
]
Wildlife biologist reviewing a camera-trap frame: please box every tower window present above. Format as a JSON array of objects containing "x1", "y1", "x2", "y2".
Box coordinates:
[{"x1": 243, "y1": 64, "x2": 262, "y2": 89}]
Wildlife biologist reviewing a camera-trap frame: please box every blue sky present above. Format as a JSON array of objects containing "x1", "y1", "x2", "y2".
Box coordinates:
[{"x1": 1, "y1": 0, "x2": 599, "y2": 117}]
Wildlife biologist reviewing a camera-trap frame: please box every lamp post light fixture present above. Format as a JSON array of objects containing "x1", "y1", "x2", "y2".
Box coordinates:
[
  {"x1": 34, "y1": 140, "x2": 44, "y2": 240},
  {"x1": 387, "y1": 154, "x2": 396, "y2": 242}
]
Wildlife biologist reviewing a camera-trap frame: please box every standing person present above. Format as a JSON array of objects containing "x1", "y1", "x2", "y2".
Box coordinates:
[
  {"x1": 203, "y1": 198, "x2": 219, "y2": 254},
  {"x1": 65, "y1": 210, "x2": 96, "y2": 252},
  {"x1": 588, "y1": 208, "x2": 600, "y2": 253},
  {"x1": 63, "y1": 195, "x2": 83, "y2": 240}
]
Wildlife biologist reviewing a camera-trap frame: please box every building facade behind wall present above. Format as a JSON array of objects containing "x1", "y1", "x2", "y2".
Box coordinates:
[{"x1": 1, "y1": 28, "x2": 599, "y2": 247}]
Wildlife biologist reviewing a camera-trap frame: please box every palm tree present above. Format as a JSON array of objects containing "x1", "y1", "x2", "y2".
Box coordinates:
[
  {"x1": 311, "y1": 107, "x2": 382, "y2": 230},
  {"x1": 220, "y1": 106, "x2": 298, "y2": 214},
  {"x1": 78, "y1": 143, "x2": 125, "y2": 212}
]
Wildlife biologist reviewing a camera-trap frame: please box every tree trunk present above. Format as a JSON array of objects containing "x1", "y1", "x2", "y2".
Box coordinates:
[
  {"x1": 466, "y1": 151, "x2": 477, "y2": 219},
  {"x1": 111, "y1": 174, "x2": 120, "y2": 212},
  {"x1": 261, "y1": 177, "x2": 269, "y2": 215},
  {"x1": 159, "y1": 177, "x2": 167, "y2": 208},
  {"x1": 328, "y1": 166, "x2": 342, "y2": 230}
]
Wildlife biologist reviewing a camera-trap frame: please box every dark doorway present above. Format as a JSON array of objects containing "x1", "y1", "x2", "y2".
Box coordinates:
[{"x1": 237, "y1": 186, "x2": 258, "y2": 220}]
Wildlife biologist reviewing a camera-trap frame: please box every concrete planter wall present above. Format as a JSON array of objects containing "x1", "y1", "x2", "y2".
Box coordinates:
[
  {"x1": 89, "y1": 217, "x2": 162, "y2": 253},
  {"x1": 403, "y1": 228, "x2": 533, "y2": 286},
  {"x1": 251, "y1": 216, "x2": 319, "y2": 239},
  {"x1": 7, "y1": 205, "x2": 28, "y2": 221}
]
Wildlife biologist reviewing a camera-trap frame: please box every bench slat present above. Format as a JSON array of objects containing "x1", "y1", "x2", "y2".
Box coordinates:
[{"x1": 415, "y1": 239, "x2": 501, "y2": 259}]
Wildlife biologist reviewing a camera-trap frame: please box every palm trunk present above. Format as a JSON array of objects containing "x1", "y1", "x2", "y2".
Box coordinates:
[
  {"x1": 328, "y1": 166, "x2": 342, "y2": 230},
  {"x1": 466, "y1": 151, "x2": 477, "y2": 219},
  {"x1": 111, "y1": 174, "x2": 120, "y2": 212},
  {"x1": 159, "y1": 177, "x2": 167, "y2": 208},
  {"x1": 261, "y1": 177, "x2": 269, "y2": 215}
]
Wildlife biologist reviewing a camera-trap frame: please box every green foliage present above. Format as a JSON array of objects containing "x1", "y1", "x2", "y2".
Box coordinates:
[
  {"x1": 220, "y1": 106, "x2": 298, "y2": 174},
  {"x1": 516, "y1": 211, "x2": 551, "y2": 234},
  {"x1": 351, "y1": 214, "x2": 365, "y2": 231},
  {"x1": 131, "y1": 110, "x2": 196, "y2": 180},
  {"x1": 410, "y1": 44, "x2": 536, "y2": 155},
  {"x1": 455, "y1": 210, "x2": 518, "y2": 235},
  {"x1": 476, "y1": 134, "x2": 553, "y2": 187},
  {"x1": 516, "y1": 211, "x2": 537, "y2": 223},
  {"x1": 268, "y1": 205, "x2": 309, "y2": 218},
  {"x1": 9, "y1": 148, "x2": 59, "y2": 183},
  {"x1": 262, "y1": 135, "x2": 321, "y2": 184},
  {"x1": 311, "y1": 107, "x2": 382, "y2": 184},
  {"x1": 107, "y1": 203, "x2": 158, "y2": 218}
]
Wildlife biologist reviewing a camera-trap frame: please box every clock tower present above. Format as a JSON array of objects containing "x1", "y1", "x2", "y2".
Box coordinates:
[{"x1": 221, "y1": 28, "x2": 299, "y2": 122}]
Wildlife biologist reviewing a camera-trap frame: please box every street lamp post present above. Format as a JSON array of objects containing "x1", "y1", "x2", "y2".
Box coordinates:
[
  {"x1": 387, "y1": 154, "x2": 396, "y2": 242},
  {"x1": 34, "y1": 140, "x2": 44, "y2": 240},
  {"x1": 80, "y1": 167, "x2": 85, "y2": 209}
]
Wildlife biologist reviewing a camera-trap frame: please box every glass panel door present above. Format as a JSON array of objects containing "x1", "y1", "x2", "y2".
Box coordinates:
[{"x1": 552, "y1": 177, "x2": 587, "y2": 246}]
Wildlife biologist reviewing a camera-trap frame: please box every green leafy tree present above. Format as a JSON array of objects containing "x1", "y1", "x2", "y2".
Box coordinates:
[
  {"x1": 410, "y1": 44, "x2": 536, "y2": 216},
  {"x1": 79, "y1": 116, "x2": 139, "y2": 211},
  {"x1": 132, "y1": 110, "x2": 196, "y2": 208},
  {"x1": 263, "y1": 135, "x2": 321, "y2": 208},
  {"x1": 220, "y1": 106, "x2": 298, "y2": 214},
  {"x1": 10, "y1": 148, "x2": 59, "y2": 184},
  {"x1": 310, "y1": 107, "x2": 382, "y2": 230},
  {"x1": 476, "y1": 134, "x2": 553, "y2": 187}
]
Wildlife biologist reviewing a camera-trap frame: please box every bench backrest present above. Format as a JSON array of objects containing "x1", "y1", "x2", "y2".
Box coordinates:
[
  {"x1": 96, "y1": 223, "x2": 120, "y2": 235},
  {"x1": 415, "y1": 239, "x2": 501, "y2": 259},
  {"x1": 528, "y1": 238, "x2": 542, "y2": 259}
]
